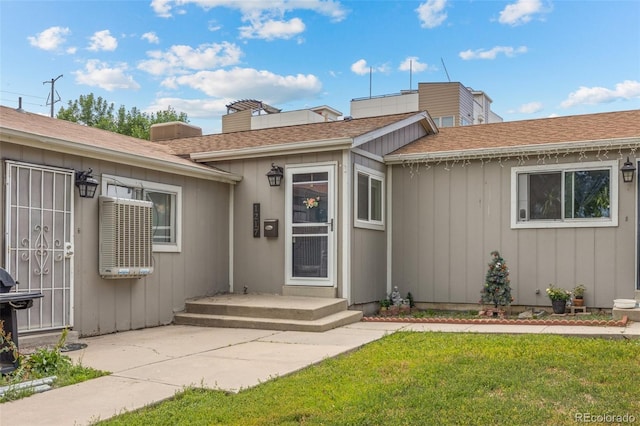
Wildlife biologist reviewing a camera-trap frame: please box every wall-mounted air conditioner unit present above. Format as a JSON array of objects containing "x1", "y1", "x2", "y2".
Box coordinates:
[{"x1": 99, "y1": 196, "x2": 154, "y2": 279}]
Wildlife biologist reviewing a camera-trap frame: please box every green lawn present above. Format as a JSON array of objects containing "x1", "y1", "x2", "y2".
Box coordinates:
[{"x1": 101, "y1": 332, "x2": 640, "y2": 426}]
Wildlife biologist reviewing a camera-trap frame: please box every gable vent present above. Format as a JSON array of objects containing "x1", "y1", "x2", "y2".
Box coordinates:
[{"x1": 99, "y1": 196, "x2": 154, "y2": 279}]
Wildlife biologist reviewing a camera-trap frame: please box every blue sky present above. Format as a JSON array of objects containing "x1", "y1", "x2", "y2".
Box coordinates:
[{"x1": 1, "y1": 0, "x2": 639, "y2": 134}]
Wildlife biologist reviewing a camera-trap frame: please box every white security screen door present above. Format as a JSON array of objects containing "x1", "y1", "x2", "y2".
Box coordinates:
[
  {"x1": 286, "y1": 164, "x2": 336, "y2": 286},
  {"x1": 4, "y1": 161, "x2": 74, "y2": 332}
]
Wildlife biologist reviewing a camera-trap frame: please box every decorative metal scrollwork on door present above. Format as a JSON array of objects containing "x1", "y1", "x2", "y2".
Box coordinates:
[{"x1": 20, "y1": 224, "x2": 62, "y2": 275}]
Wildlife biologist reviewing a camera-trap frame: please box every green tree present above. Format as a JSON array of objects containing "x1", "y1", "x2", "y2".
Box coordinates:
[
  {"x1": 480, "y1": 251, "x2": 513, "y2": 309},
  {"x1": 57, "y1": 93, "x2": 188, "y2": 140}
]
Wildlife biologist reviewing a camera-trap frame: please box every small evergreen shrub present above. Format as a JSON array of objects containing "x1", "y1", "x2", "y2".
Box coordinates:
[{"x1": 480, "y1": 251, "x2": 513, "y2": 308}]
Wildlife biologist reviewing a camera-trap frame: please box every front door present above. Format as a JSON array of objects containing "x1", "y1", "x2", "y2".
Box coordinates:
[
  {"x1": 4, "y1": 161, "x2": 74, "y2": 332},
  {"x1": 286, "y1": 164, "x2": 336, "y2": 286}
]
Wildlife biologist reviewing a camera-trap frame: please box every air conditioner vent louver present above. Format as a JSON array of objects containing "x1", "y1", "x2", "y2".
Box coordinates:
[{"x1": 99, "y1": 196, "x2": 154, "y2": 279}]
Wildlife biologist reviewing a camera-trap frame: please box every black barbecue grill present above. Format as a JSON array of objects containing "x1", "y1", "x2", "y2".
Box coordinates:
[{"x1": 0, "y1": 267, "x2": 43, "y2": 374}]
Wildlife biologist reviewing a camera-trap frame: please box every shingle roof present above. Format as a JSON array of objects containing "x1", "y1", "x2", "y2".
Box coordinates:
[
  {"x1": 0, "y1": 106, "x2": 240, "y2": 182},
  {"x1": 159, "y1": 112, "x2": 420, "y2": 156},
  {"x1": 389, "y1": 110, "x2": 640, "y2": 159}
]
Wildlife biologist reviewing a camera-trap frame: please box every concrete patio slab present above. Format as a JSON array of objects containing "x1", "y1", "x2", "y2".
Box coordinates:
[
  {"x1": 67, "y1": 326, "x2": 277, "y2": 373},
  {"x1": 257, "y1": 326, "x2": 391, "y2": 347},
  {"x1": 203, "y1": 340, "x2": 346, "y2": 364},
  {"x1": 119, "y1": 354, "x2": 302, "y2": 392},
  {"x1": 1, "y1": 375, "x2": 178, "y2": 426},
  {"x1": 538, "y1": 325, "x2": 632, "y2": 338},
  {"x1": 464, "y1": 324, "x2": 551, "y2": 334},
  {"x1": 341, "y1": 321, "x2": 407, "y2": 332}
]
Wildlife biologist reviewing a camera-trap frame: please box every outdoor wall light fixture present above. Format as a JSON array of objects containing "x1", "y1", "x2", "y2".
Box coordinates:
[
  {"x1": 266, "y1": 163, "x2": 284, "y2": 187},
  {"x1": 75, "y1": 168, "x2": 99, "y2": 198},
  {"x1": 621, "y1": 157, "x2": 636, "y2": 183}
]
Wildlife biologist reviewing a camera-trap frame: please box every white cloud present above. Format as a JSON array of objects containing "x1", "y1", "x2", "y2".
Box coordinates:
[
  {"x1": 142, "y1": 32, "x2": 160, "y2": 44},
  {"x1": 208, "y1": 20, "x2": 222, "y2": 32},
  {"x1": 146, "y1": 97, "x2": 230, "y2": 118},
  {"x1": 150, "y1": 0, "x2": 173, "y2": 18},
  {"x1": 73, "y1": 59, "x2": 140, "y2": 91},
  {"x1": 138, "y1": 42, "x2": 243, "y2": 76},
  {"x1": 27, "y1": 26, "x2": 70, "y2": 51},
  {"x1": 239, "y1": 17, "x2": 305, "y2": 40},
  {"x1": 350, "y1": 59, "x2": 389, "y2": 76},
  {"x1": 152, "y1": 0, "x2": 347, "y2": 20},
  {"x1": 351, "y1": 59, "x2": 369, "y2": 75},
  {"x1": 165, "y1": 67, "x2": 322, "y2": 104},
  {"x1": 459, "y1": 46, "x2": 527, "y2": 60},
  {"x1": 416, "y1": 0, "x2": 448, "y2": 29},
  {"x1": 88, "y1": 30, "x2": 118, "y2": 51},
  {"x1": 499, "y1": 0, "x2": 545, "y2": 26},
  {"x1": 517, "y1": 101, "x2": 543, "y2": 114},
  {"x1": 66, "y1": 47, "x2": 78, "y2": 55},
  {"x1": 399, "y1": 57, "x2": 429, "y2": 72},
  {"x1": 560, "y1": 80, "x2": 640, "y2": 108},
  {"x1": 150, "y1": 1, "x2": 347, "y2": 40}
]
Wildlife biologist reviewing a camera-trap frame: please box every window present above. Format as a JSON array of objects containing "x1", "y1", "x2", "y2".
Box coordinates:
[
  {"x1": 101, "y1": 175, "x2": 182, "y2": 252},
  {"x1": 511, "y1": 161, "x2": 618, "y2": 228},
  {"x1": 354, "y1": 164, "x2": 384, "y2": 230},
  {"x1": 434, "y1": 116, "x2": 455, "y2": 128}
]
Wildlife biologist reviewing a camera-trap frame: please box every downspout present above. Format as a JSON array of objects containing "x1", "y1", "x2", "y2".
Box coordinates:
[
  {"x1": 229, "y1": 184, "x2": 234, "y2": 293},
  {"x1": 386, "y1": 165, "x2": 393, "y2": 296},
  {"x1": 342, "y1": 150, "x2": 351, "y2": 304}
]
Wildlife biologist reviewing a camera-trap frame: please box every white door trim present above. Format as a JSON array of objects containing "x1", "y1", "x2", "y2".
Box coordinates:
[{"x1": 285, "y1": 162, "x2": 337, "y2": 287}]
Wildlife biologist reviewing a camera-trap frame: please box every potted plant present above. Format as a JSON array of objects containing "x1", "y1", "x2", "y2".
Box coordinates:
[
  {"x1": 546, "y1": 284, "x2": 570, "y2": 314},
  {"x1": 379, "y1": 298, "x2": 390, "y2": 315},
  {"x1": 572, "y1": 284, "x2": 586, "y2": 307}
]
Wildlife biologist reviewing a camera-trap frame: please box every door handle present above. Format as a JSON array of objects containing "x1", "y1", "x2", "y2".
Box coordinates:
[
  {"x1": 64, "y1": 242, "x2": 74, "y2": 258},
  {"x1": 326, "y1": 218, "x2": 334, "y2": 232}
]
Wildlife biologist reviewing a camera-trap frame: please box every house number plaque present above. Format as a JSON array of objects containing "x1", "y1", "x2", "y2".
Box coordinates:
[{"x1": 253, "y1": 203, "x2": 260, "y2": 238}]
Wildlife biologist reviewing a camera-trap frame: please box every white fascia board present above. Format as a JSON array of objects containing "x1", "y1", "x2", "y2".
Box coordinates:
[
  {"x1": 384, "y1": 137, "x2": 640, "y2": 164},
  {"x1": 1, "y1": 128, "x2": 242, "y2": 184},
  {"x1": 352, "y1": 112, "x2": 430, "y2": 148},
  {"x1": 190, "y1": 137, "x2": 353, "y2": 162}
]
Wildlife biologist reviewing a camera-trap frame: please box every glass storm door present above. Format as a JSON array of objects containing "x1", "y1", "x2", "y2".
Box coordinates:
[{"x1": 286, "y1": 164, "x2": 335, "y2": 286}]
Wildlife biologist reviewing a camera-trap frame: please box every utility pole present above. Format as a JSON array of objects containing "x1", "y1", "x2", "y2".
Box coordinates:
[{"x1": 43, "y1": 74, "x2": 63, "y2": 117}]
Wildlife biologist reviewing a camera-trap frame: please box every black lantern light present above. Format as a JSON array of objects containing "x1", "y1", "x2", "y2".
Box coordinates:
[
  {"x1": 75, "y1": 169, "x2": 99, "y2": 198},
  {"x1": 266, "y1": 163, "x2": 284, "y2": 187},
  {"x1": 621, "y1": 157, "x2": 636, "y2": 183}
]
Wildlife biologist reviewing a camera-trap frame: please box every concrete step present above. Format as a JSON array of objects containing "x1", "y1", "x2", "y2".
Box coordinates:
[
  {"x1": 184, "y1": 294, "x2": 348, "y2": 321},
  {"x1": 174, "y1": 309, "x2": 363, "y2": 333},
  {"x1": 613, "y1": 307, "x2": 640, "y2": 322}
]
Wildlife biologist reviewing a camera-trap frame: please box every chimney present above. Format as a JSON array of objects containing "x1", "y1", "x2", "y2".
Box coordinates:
[{"x1": 150, "y1": 121, "x2": 202, "y2": 142}]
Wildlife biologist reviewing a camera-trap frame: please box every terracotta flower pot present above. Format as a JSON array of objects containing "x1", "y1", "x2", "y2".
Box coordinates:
[{"x1": 573, "y1": 298, "x2": 584, "y2": 307}]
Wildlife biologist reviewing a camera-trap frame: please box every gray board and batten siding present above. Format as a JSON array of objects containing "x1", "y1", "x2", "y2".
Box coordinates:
[
  {"x1": 390, "y1": 152, "x2": 637, "y2": 309},
  {"x1": 1, "y1": 142, "x2": 232, "y2": 336},
  {"x1": 1, "y1": 106, "x2": 235, "y2": 337}
]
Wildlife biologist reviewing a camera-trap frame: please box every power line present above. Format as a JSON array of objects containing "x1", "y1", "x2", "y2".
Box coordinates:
[
  {"x1": 0, "y1": 97, "x2": 44, "y2": 107},
  {"x1": 0, "y1": 90, "x2": 47, "y2": 100}
]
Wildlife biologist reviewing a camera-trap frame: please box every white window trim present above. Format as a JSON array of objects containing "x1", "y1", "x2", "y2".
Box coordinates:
[
  {"x1": 510, "y1": 160, "x2": 618, "y2": 229},
  {"x1": 101, "y1": 174, "x2": 182, "y2": 252},
  {"x1": 354, "y1": 164, "x2": 385, "y2": 231}
]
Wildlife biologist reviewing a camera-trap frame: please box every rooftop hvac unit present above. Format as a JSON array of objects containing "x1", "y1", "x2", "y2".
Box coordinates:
[{"x1": 99, "y1": 196, "x2": 154, "y2": 279}]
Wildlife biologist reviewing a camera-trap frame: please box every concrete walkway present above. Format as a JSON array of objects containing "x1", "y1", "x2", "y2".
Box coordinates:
[{"x1": 2, "y1": 321, "x2": 640, "y2": 425}]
